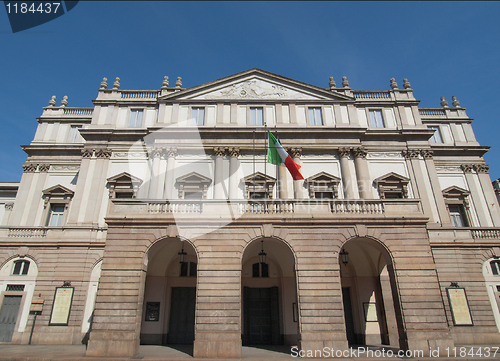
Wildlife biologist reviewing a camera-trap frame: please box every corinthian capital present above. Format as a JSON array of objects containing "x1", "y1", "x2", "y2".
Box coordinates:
[
  {"x1": 22, "y1": 163, "x2": 37, "y2": 173},
  {"x1": 213, "y1": 147, "x2": 226, "y2": 157},
  {"x1": 461, "y1": 164, "x2": 474, "y2": 173},
  {"x1": 290, "y1": 147, "x2": 302, "y2": 158},
  {"x1": 228, "y1": 147, "x2": 240, "y2": 158},
  {"x1": 338, "y1": 147, "x2": 351, "y2": 158},
  {"x1": 166, "y1": 148, "x2": 178, "y2": 158},
  {"x1": 402, "y1": 149, "x2": 420, "y2": 159},
  {"x1": 474, "y1": 164, "x2": 489, "y2": 173},
  {"x1": 420, "y1": 149, "x2": 434, "y2": 159},
  {"x1": 353, "y1": 147, "x2": 367, "y2": 159}
]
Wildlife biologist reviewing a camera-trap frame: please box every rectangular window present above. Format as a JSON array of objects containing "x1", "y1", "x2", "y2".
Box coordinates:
[
  {"x1": 48, "y1": 204, "x2": 65, "y2": 227},
  {"x1": 429, "y1": 126, "x2": 443, "y2": 143},
  {"x1": 191, "y1": 107, "x2": 205, "y2": 126},
  {"x1": 308, "y1": 107, "x2": 323, "y2": 125},
  {"x1": 67, "y1": 125, "x2": 82, "y2": 143},
  {"x1": 250, "y1": 107, "x2": 264, "y2": 126},
  {"x1": 129, "y1": 110, "x2": 143, "y2": 127},
  {"x1": 449, "y1": 205, "x2": 467, "y2": 227},
  {"x1": 13, "y1": 261, "x2": 30, "y2": 275},
  {"x1": 369, "y1": 110, "x2": 385, "y2": 128}
]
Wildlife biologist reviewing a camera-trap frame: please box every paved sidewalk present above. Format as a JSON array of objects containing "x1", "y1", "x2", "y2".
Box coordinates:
[{"x1": 0, "y1": 344, "x2": 497, "y2": 361}]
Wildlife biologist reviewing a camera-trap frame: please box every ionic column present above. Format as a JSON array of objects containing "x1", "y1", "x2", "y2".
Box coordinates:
[
  {"x1": 148, "y1": 148, "x2": 163, "y2": 199},
  {"x1": 475, "y1": 164, "x2": 500, "y2": 226},
  {"x1": 164, "y1": 148, "x2": 178, "y2": 199},
  {"x1": 228, "y1": 147, "x2": 240, "y2": 199},
  {"x1": 213, "y1": 147, "x2": 226, "y2": 199},
  {"x1": 338, "y1": 148, "x2": 356, "y2": 199},
  {"x1": 421, "y1": 149, "x2": 451, "y2": 224},
  {"x1": 290, "y1": 148, "x2": 303, "y2": 199},
  {"x1": 353, "y1": 147, "x2": 372, "y2": 199},
  {"x1": 278, "y1": 165, "x2": 289, "y2": 199},
  {"x1": 462, "y1": 164, "x2": 492, "y2": 227}
]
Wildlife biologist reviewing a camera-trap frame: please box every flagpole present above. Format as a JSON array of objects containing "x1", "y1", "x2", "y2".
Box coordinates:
[
  {"x1": 253, "y1": 130, "x2": 256, "y2": 197},
  {"x1": 264, "y1": 121, "x2": 267, "y2": 200}
]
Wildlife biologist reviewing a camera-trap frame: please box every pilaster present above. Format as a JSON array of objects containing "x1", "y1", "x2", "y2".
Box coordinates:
[
  {"x1": 228, "y1": 147, "x2": 240, "y2": 200},
  {"x1": 338, "y1": 148, "x2": 356, "y2": 199},
  {"x1": 353, "y1": 147, "x2": 371, "y2": 199},
  {"x1": 290, "y1": 148, "x2": 303, "y2": 199},
  {"x1": 213, "y1": 147, "x2": 226, "y2": 199},
  {"x1": 421, "y1": 150, "x2": 451, "y2": 225},
  {"x1": 164, "y1": 148, "x2": 178, "y2": 199}
]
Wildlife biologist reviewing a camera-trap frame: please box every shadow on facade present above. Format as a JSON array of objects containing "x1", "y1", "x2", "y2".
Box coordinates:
[
  {"x1": 140, "y1": 237, "x2": 197, "y2": 354},
  {"x1": 340, "y1": 237, "x2": 407, "y2": 350},
  {"x1": 241, "y1": 237, "x2": 299, "y2": 349}
]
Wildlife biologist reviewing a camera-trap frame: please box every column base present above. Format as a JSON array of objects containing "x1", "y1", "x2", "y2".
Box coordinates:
[
  {"x1": 86, "y1": 331, "x2": 139, "y2": 357},
  {"x1": 299, "y1": 331, "x2": 349, "y2": 353},
  {"x1": 193, "y1": 331, "x2": 242, "y2": 358}
]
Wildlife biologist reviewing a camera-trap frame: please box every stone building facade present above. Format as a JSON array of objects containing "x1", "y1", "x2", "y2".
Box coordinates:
[{"x1": 1, "y1": 69, "x2": 500, "y2": 357}]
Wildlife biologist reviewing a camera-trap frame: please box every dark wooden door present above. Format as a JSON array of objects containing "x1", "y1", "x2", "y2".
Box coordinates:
[
  {"x1": 243, "y1": 287, "x2": 280, "y2": 345},
  {"x1": 342, "y1": 287, "x2": 356, "y2": 345},
  {"x1": 168, "y1": 287, "x2": 196, "y2": 344},
  {"x1": 0, "y1": 296, "x2": 22, "y2": 342}
]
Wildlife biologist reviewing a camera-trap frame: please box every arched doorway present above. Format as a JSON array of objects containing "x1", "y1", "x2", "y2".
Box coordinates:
[
  {"x1": 241, "y1": 237, "x2": 299, "y2": 346},
  {"x1": 339, "y1": 237, "x2": 406, "y2": 349},
  {"x1": 140, "y1": 238, "x2": 197, "y2": 346}
]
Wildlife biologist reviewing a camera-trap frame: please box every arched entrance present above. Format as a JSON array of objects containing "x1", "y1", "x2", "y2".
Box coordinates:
[
  {"x1": 140, "y1": 238, "x2": 197, "y2": 346},
  {"x1": 339, "y1": 237, "x2": 406, "y2": 349},
  {"x1": 241, "y1": 237, "x2": 299, "y2": 346}
]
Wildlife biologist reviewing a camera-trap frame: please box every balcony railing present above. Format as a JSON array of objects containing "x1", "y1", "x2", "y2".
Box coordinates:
[
  {"x1": 353, "y1": 91, "x2": 391, "y2": 100},
  {"x1": 110, "y1": 198, "x2": 423, "y2": 218},
  {"x1": 63, "y1": 107, "x2": 94, "y2": 116},
  {"x1": 8, "y1": 227, "x2": 47, "y2": 238},
  {"x1": 419, "y1": 108, "x2": 446, "y2": 117},
  {"x1": 120, "y1": 90, "x2": 160, "y2": 99}
]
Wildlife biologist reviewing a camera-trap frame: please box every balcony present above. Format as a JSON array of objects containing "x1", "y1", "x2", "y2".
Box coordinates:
[
  {"x1": 108, "y1": 198, "x2": 424, "y2": 222},
  {"x1": 428, "y1": 227, "x2": 500, "y2": 244}
]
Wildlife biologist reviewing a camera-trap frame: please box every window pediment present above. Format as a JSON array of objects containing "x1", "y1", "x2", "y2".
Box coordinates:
[
  {"x1": 107, "y1": 172, "x2": 143, "y2": 198},
  {"x1": 175, "y1": 172, "x2": 212, "y2": 199},
  {"x1": 442, "y1": 186, "x2": 470, "y2": 204},
  {"x1": 305, "y1": 172, "x2": 341, "y2": 199},
  {"x1": 374, "y1": 172, "x2": 410, "y2": 199},
  {"x1": 244, "y1": 172, "x2": 276, "y2": 199},
  {"x1": 42, "y1": 184, "x2": 74, "y2": 199}
]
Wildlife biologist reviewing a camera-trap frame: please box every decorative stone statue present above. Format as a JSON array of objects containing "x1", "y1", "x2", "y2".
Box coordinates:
[
  {"x1": 329, "y1": 76, "x2": 336, "y2": 89},
  {"x1": 162, "y1": 76, "x2": 169, "y2": 88},
  {"x1": 403, "y1": 78, "x2": 411, "y2": 89},
  {"x1": 342, "y1": 76, "x2": 349, "y2": 88},
  {"x1": 48, "y1": 95, "x2": 56, "y2": 107},
  {"x1": 452, "y1": 96, "x2": 460, "y2": 107},
  {"x1": 113, "y1": 77, "x2": 120, "y2": 89},
  {"x1": 440, "y1": 96, "x2": 448, "y2": 107},
  {"x1": 60, "y1": 95, "x2": 68, "y2": 107},
  {"x1": 390, "y1": 78, "x2": 398, "y2": 89},
  {"x1": 176, "y1": 77, "x2": 182, "y2": 88},
  {"x1": 100, "y1": 77, "x2": 108, "y2": 89}
]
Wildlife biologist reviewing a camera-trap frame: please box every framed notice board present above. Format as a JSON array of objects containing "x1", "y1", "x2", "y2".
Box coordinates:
[
  {"x1": 49, "y1": 287, "x2": 74, "y2": 326},
  {"x1": 446, "y1": 287, "x2": 473, "y2": 326}
]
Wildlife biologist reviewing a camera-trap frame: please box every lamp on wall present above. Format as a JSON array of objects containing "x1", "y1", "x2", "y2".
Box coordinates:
[
  {"x1": 178, "y1": 244, "x2": 187, "y2": 263},
  {"x1": 339, "y1": 248, "x2": 349, "y2": 266},
  {"x1": 258, "y1": 240, "x2": 267, "y2": 264}
]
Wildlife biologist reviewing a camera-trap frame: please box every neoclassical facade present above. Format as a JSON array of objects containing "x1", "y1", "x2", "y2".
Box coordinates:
[{"x1": 1, "y1": 69, "x2": 500, "y2": 357}]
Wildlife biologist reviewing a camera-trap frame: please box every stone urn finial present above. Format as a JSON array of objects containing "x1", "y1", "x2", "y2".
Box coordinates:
[
  {"x1": 390, "y1": 78, "x2": 398, "y2": 89},
  {"x1": 60, "y1": 95, "x2": 68, "y2": 107},
  {"x1": 162, "y1": 76, "x2": 169, "y2": 88},
  {"x1": 342, "y1": 76, "x2": 349, "y2": 88},
  {"x1": 440, "y1": 96, "x2": 448, "y2": 107},
  {"x1": 329, "y1": 76, "x2": 336, "y2": 89},
  {"x1": 113, "y1": 77, "x2": 121, "y2": 89},
  {"x1": 100, "y1": 77, "x2": 108, "y2": 89},
  {"x1": 176, "y1": 77, "x2": 182, "y2": 88},
  {"x1": 48, "y1": 95, "x2": 56, "y2": 107},
  {"x1": 403, "y1": 78, "x2": 411, "y2": 89},
  {"x1": 452, "y1": 96, "x2": 460, "y2": 107}
]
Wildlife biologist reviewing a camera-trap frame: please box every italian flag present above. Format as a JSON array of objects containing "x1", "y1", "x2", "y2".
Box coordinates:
[{"x1": 267, "y1": 131, "x2": 304, "y2": 180}]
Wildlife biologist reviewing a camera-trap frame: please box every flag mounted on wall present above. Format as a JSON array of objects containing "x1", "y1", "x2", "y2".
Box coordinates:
[{"x1": 267, "y1": 131, "x2": 304, "y2": 180}]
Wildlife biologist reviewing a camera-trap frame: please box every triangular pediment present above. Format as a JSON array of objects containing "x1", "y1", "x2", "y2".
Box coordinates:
[
  {"x1": 159, "y1": 69, "x2": 354, "y2": 102},
  {"x1": 244, "y1": 171, "x2": 276, "y2": 183},
  {"x1": 42, "y1": 184, "x2": 74, "y2": 197},
  {"x1": 107, "y1": 172, "x2": 143, "y2": 185},
  {"x1": 374, "y1": 172, "x2": 409, "y2": 184},
  {"x1": 306, "y1": 172, "x2": 341, "y2": 184},
  {"x1": 442, "y1": 185, "x2": 470, "y2": 197},
  {"x1": 176, "y1": 172, "x2": 212, "y2": 185}
]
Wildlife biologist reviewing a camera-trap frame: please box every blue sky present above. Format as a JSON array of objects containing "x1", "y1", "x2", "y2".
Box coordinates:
[{"x1": 1, "y1": 1, "x2": 499, "y2": 182}]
